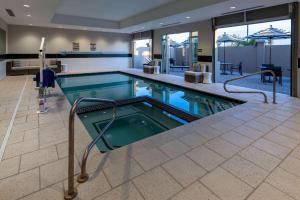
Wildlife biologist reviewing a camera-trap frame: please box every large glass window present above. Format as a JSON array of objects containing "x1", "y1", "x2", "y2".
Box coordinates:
[
  {"x1": 133, "y1": 39, "x2": 152, "y2": 69},
  {"x1": 214, "y1": 19, "x2": 291, "y2": 95}
]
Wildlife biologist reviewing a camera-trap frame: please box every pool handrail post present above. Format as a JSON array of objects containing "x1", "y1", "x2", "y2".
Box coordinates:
[
  {"x1": 64, "y1": 97, "x2": 116, "y2": 200},
  {"x1": 223, "y1": 70, "x2": 277, "y2": 104}
]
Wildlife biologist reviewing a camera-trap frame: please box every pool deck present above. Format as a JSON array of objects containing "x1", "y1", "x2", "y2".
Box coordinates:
[{"x1": 1, "y1": 69, "x2": 300, "y2": 200}]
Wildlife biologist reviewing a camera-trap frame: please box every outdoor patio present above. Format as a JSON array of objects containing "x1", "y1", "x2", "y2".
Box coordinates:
[{"x1": 169, "y1": 69, "x2": 290, "y2": 95}]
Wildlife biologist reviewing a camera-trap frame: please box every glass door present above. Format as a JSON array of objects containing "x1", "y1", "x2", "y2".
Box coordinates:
[
  {"x1": 161, "y1": 35, "x2": 169, "y2": 74},
  {"x1": 133, "y1": 39, "x2": 152, "y2": 69},
  {"x1": 214, "y1": 19, "x2": 291, "y2": 95},
  {"x1": 190, "y1": 32, "x2": 199, "y2": 65},
  {"x1": 161, "y1": 32, "x2": 198, "y2": 76}
]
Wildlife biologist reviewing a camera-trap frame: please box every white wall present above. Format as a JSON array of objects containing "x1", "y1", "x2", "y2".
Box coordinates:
[
  {"x1": 7, "y1": 25, "x2": 132, "y2": 71},
  {"x1": 8, "y1": 25, "x2": 131, "y2": 53},
  {"x1": 153, "y1": 20, "x2": 213, "y2": 56},
  {"x1": 59, "y1": 58, "x2": 132, "y2": 72}
]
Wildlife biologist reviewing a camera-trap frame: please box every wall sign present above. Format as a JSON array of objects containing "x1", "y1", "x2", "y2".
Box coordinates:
[
  {"x1": 90, "y1": 43, "x2": 96, "y2": 51},
  {"x1": 72, "y1": 42, "x2": 80, "y2": 52}
]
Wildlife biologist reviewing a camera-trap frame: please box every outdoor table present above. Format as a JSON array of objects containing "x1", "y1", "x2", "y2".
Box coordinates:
[{"x1": 220, "y1": 63, "x2": 233, "y2": 75}]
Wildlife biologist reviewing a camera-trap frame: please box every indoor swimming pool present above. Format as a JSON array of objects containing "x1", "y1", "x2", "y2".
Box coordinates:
[{"x1": 57, "y1": 72, "x2": 243, "y2": 152}]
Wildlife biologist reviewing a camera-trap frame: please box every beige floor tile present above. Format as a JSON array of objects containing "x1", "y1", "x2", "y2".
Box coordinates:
[
  {"x1": 263, "y1": 111, "x2": 291, "y2": 122},
  {"x1": 171, "y1": 181, "x2": 220, "y2": 200},
  {"x1": 265, "y1": 131, "x2": 299, "y2": 149},
  {"x1": 266, "y1": 167, "x2": 300, "y2": 200},
  {"x1": 234, "y1": 125, "x2": 265, "y2": 140},
  {"x1": 245, "y1": 120, "x2": 273, "y2": 133},
  {"x1": 104, "y1": 158, "x2": 144, "y2": 187},
  {"x1": 291, "y1": 146, "x2": 300, "y2": 160},
  {"x1": 248, "y1": 183, "x2": 294, "y2": 200},
  {"x1": 195, "y1": 126, "x2": 223, "y2": 140},
  {"x1": 239, "y1": 146, "x2": 281, "y2": 171},
  {"x1": 159, "y1": 140, "x2": 190, "y2": 158},
  {"x1": 221, "y1": 131, "x2": 253, "y2": 148},
  {"x1": 280, "y1": 156, "x2": 300, "y2": 177},
  {"x1": 283, "y1": 121, "x2": 300, "y2": 132},
  {"x1": 133, "y1": 148, "x2": 169, "y2": 171},
  {"x1": 201, "y1": 167, "x2": 253, "y2": 200},
  {"x1": 40, "y1": 157, "x2": 79, "y2": 188},
  {"x1": 23, "y1": 128, "x2": 39, "y2": 141},
  {"x1": 66, "y1": 172, "x2": 111, "y2": 200},
  {"x1": 7, "y1": 131, "x2": 24, "y2": 145},
  {"x1": 274, "y1": 125, "x2": 300, "y2": 140},
  {"x1": 255, "y1": 116, "x2": 282, "y2": 127},
  {"x1": 0, "y1": 156, "x2": 20, "y2": 180},
  {"x1": 205, "y1": 137, "x2": 241, "y2": 158},
  {"x1": 11, "y1": 122, "x2": 38, "y2": 133},
  {"x1": 233, "y1": 110, "x2": 262, "y2": 121},
  {"x1": 0, "y1": 168, "x2": 40, "y2": 200},
  {"x1": 94, "y1": 182, "x2": 143, "y2": 200},
  {"x1": 20, "y1": 146, "x2": 58, "y2": 172},
  {"x1": 178, "y1": 133, "x2": 207, "y2": 148},
  {"x1": 39, "y1": 127, "x2": 68, "y2": 148},
  {"x1": 186, "y1": 146, "x2": 225, "y2": 171},
  {"x1": 163, "y1": 155, "x2": 207, "y2": 187},
  {"x1": 133, "y1": 167, "x2": 182, "y2": 200},
  {"x1": 253, "y1": 138, "x2": 291, "y2": 159},
  {"x1": 222, "y1": 155, "x2": 268, "y2": 187},
  {"x1": 3, "y1": 139, "x2": 39, "y2": 159},
  {"x1": 20, "y1": 183, "x2": 64, "y2": 200},
  {"x1": 56, "y1": 142, "x2": 68, "y2": 159},
  {"x1": 210, "y1": 121, "x2": 235, "y2": 133}
]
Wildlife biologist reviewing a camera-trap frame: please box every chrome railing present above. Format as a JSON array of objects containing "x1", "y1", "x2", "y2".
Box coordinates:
[
  {"x1": 223, "y1": 70, "x2": 277, "y2": 104},
  {"x1": 64, "y1": 97, "x2": 116, "y2": 200}
]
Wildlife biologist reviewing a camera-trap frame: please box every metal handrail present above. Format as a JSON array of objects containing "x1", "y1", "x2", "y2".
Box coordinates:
[
  {"x1": 64, "y1": 97, "x2": 117, "y2": 200},
  {"x1": 223, "y1": 70, "x2": 277, "y2": 104}
]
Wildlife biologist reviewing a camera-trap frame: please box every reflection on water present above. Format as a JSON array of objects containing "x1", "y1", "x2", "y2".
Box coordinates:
[{"x1": 57, "y1": 73, "x2": 239, "y2": 118}]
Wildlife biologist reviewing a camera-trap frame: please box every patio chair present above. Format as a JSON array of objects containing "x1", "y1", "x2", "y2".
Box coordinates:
[
  {"x1": 169, "y1": 58, "x2": 176, "y2": 66},
  {"x1": 230, "y1": 62, "x2": 243, "y2": 75},
  {"x1": 143, "y1": 60, "x2": 161, "y2": 74},
  {"x1": 261, "y1": 64, "x2": 282, "y2": 85}
]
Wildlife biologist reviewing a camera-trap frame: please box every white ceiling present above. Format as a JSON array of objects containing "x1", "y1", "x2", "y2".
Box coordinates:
[
  {"x1": 55, "y1": 0, "x2": 176, "y2": 21},
  {"x1": 0, "y1": 0, "x2": 298, "y2": 33}
]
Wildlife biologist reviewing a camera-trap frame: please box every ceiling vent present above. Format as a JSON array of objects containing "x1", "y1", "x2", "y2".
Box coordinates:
[
  {"x1": 5, "y1": 9, "x2": 15, "y2": 17},
  {"x1": 222, "y1": 5, "x2": 265, "y2": 16},
  {"x1": 161, "y1": 21, "x2": 182, "y2": 27}
]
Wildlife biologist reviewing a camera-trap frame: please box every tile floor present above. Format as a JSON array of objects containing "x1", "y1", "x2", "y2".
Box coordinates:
[{"x1": 0, "y1": 69, "x2": 300, "y2": 200}]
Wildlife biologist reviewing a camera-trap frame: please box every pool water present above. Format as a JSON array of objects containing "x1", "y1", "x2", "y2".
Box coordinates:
[
  {"x1": 57, "y1": 72, "x2": 240, "y2": 118},
  {"x1": 57, "y1": 72, "x2": 242, "y2": 152},
  {"x1": 79, "y1": 102, "x2": 187, "y2": 152}
]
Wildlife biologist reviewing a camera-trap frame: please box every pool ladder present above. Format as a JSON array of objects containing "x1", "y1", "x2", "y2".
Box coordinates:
[
  {"x1": 64, "y1": 97, "x2": 117, "y2": 200},
  {"x1": 224, "y1": 70, "x2": 277, "y2": 104}
]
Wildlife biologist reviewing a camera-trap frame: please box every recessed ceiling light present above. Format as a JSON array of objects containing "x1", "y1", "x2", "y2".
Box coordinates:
[
  {"x1": 230, "y1": 6, "x2": 236, "y2": 9},
  {"x1": 186, "y1": 16, "x2": 191, "y2": 19},
  {"x1": 24, "y1": 4, "x2": 30, "y2": 8},
  {"x1": 26, "y1": 14, "x2": 31, "y2": 17},
  {"x1": 160, "y1": 22, "x2": 164, "y2": 25}
]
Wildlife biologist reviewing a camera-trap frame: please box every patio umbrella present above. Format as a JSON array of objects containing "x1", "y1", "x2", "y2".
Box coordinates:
[
  {"x1": 217, "y1": 32, "x2": 241, "y2": 63},
  {"x1": 247, "y1": 25, "x2": 291, "y2": 64}
]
